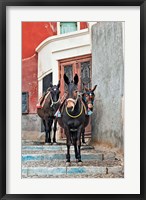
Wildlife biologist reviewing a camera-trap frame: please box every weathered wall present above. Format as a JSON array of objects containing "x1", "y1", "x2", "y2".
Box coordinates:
[
  {"x1": 22, "y1": 114, "x2": 41, "y2": 131},
  {"x1": 22, "y1": 54, "x2": 40, "y2": 132},
  {"x1": 22, "y1": 114, "x2": 42, "y2": 141},
  {"x1": 91, "y1": 22, "x2": 124, "y2": 150},
  {"x1": 22, "y1": 54, "x2": 38, "y2": 113}
]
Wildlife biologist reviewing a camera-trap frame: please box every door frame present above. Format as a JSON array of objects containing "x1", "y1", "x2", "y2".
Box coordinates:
[
  {"x1": 58, "y1": 54, "x2": 92, "y2": 139},
  {"x1": 58, "y1": 54, "x2": 92, "y2": 93}
]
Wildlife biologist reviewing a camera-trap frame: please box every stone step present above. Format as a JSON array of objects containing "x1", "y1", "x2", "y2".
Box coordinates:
[
  {"x1": 22, "y1": 145, "x2": 116, "y2": 161},
  {"x1": 22, "y1": 153, "x2": 104, "y2": 162},
  {"x1": 22, "y1": 166, "x2": 123, "y2": 178},
  {"x1": 22, "y1": 145, "x2": 94, "y2": 152},
  {"x1": 22, "y1": 158, "x2": 122, "y2": 168}
]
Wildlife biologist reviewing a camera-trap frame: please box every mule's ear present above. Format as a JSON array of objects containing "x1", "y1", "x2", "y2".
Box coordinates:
[
  {"x1": 84, "y1": 86, "x2": 89, "y2": 92},
  {"x1": 57, "y1": 80, "x2": 60, "y2": 88},
  {"x1": 74, "y1": 74, "x2": 79, "y2": 85},
  {"x1": 64, "y1": 74, "x2": 70, "y2": 85},
  {"x1": 92, "y1": 85, "x2": 97, "y2": 92},
  {"x1": 82, "y1": 83, "x2": 88, "y2": 92}
]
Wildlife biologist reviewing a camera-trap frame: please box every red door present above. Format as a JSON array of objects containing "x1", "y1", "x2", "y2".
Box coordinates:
[{"x1": 58, "y1": 54, "x2": 92, "y2": 139}]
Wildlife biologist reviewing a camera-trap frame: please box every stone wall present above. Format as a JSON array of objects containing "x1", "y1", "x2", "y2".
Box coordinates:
[
  {"x1": 22, "y1": 114, "x2": 61, "y2": 142},
  {"x1": 22, "y1": 114, "x2": 41, "y2": 141},
  {"x1": 91, "y1": 22, "x2": 124, "y2": 150}
]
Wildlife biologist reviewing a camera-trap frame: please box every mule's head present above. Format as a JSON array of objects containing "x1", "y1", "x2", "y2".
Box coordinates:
[
  {"x1": 82, "y1": 85, "x2": 97, "y2": 111},
  {"x1": 48, "y1": 81, "x2": 60, "y2": 103},
  {"x1": 64, "y1": 73, "x2": 79, "y2": 111}
]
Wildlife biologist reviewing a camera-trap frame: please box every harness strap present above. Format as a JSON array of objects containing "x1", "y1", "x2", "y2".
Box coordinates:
[
  {"x1": 65, "y1": 97, "x2": 88, "y2": 118},
  {"x1": 41, "y1": 92, "x2": 50, "y2": 107},
  {"x1": 80, "y1": 98, "x2": 88, "y2": 115},
  {"x1": 65, "y1": 103, "x2": 83, "y2": 118}
]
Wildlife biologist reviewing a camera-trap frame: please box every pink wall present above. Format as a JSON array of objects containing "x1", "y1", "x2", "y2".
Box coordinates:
[
  {"x1": 22, "y1": 54, "x2": 38, "y2": 113},
  {"x1": 22, "y1": 22, "x2": 57, "y2": 59}
]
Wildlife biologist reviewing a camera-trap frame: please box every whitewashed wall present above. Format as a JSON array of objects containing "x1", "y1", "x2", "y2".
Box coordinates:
[{"x1": 36, "y1": 28, "x2": 91, "y2": 98}]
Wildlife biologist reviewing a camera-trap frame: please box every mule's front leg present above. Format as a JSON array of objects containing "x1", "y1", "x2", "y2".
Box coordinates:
[
  {"x1": 65, "y1": 127, "x2": 71, "y2": 165},
  {"x1": 53, "y1": 118, "x2": 57, "y2": 144},
  {"x1": 43, "y1": 120, "x2": 49, "y2": 144},
  {"x1": 66, "y1": 144, "x2": 71, "y2": 166},
  {"x1": 77, "y1": 125, "x2": 83, "y2": 164},
  {"x1": 48, "y1": 118, "x2": 53, "y2": 144}
]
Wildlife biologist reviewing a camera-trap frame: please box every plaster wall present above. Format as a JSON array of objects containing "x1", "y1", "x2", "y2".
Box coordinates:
[{"x1": 91, "y1": 22, "x2": 124, "y2": 150}]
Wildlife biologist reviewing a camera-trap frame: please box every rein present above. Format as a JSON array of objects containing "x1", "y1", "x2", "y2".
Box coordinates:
[{"x1": 65, "y1": 103, "x2": 83, "y2": 118}]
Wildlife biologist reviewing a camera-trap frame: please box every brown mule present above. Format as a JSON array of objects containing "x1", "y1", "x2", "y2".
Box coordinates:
[{"x1": 37, "y1": 81, "x2": 61, "y2": 144}]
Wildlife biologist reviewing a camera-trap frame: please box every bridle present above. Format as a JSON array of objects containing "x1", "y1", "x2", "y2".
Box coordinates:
[
  {"x1": 65, "y1": 91, "x2": 84, "y2": 118},
  {"x1": 50, "y1": 93, "x2": 61, "y2": 107},
  {"x1": 83, "y1": 91, "x2": 95, "y2": 109},
  {"x1": 43, "y1": 90, "x2": 61, "y2": 108}
]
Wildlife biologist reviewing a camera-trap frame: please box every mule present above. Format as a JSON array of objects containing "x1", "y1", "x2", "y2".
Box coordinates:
[
  {"x1": 81, "y1": 85, "x2": 97, "y2": 143},
  {"x1": 57, "y1": 74, "x2": 88, "y2": 164},
  {"x1": 37, "y1": 81, "x2": 60, "y2": 144}
]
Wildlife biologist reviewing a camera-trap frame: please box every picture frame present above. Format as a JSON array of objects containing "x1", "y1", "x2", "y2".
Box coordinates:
[{"x1": 0, "y1": 0, "x2": 145, "y2": 199}]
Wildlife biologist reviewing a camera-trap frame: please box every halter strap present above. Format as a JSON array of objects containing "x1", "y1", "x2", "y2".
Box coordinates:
[
  {"x1": 50, "y1": 93, "x2": 61, "y2": 107},
  {"x1": 65, "y1": 103, "x2": 83, "y2": 118}
]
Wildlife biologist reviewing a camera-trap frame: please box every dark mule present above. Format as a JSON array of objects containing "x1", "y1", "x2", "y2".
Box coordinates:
[
  {"x1": 37, "y1": 81, "x2": 60, "y2": 144},
  {"x1": 81, "y1": 85, "x2": 97, "y2": 143},
  {"x1": 57, "y1": 74, "x2": 87, "y2": 165}
]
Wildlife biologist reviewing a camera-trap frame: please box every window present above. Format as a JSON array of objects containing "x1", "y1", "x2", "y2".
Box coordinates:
[
  {"x1": 22, "y1": 92, "x2": 29, "y2": 114},
  {"x1": 43, "y1": 73, "x2": 52, "y2": 93},
  {"x1": 60, "y1": 22, "x2": 77, "y2": 34}
]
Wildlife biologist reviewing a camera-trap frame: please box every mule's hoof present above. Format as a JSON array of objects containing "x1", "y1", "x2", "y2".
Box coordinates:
[
  {"x1": 77, "y1": 161, "x2": 83, "y2": 166},
  {"x1": 53, "y1": 142, "x2": 57, "y2": 145},
  {"x1": 66, "y1": 162, "x2": 71, "y2": 167},
  {"x1": 45, "y1": 142, "x2": 52, "y2": 145}
]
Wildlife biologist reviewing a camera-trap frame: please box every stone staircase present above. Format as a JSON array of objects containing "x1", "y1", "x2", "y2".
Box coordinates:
[{"x1": 22, "y1": 142, "x2": 124, "y2": 178}]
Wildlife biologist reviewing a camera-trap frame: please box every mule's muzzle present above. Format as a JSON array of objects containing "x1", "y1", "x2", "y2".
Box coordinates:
[
  {"x1": 88, "y1": 103, "x2": 93, "y2": 109},
  {"x1": 66, "y1": 98, "x2": 76, "y2": 111}
]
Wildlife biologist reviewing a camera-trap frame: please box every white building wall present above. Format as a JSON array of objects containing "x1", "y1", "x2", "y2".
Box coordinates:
[{"x1": 36, "y1": 28, "x2": 92, "y2": 96}]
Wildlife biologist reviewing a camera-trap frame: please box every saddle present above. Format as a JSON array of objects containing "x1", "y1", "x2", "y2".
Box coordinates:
[{"x1": 36, "y1": 91, "x2": 50, "y2": 109}]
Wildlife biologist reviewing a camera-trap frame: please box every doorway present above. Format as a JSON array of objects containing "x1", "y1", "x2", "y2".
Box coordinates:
[
  {"x1": 41, "y1": 73, "x2": 52, "y2": 132},
  {"x1": 58, "y1": 54, "x2": 92, "y2": 139}
]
